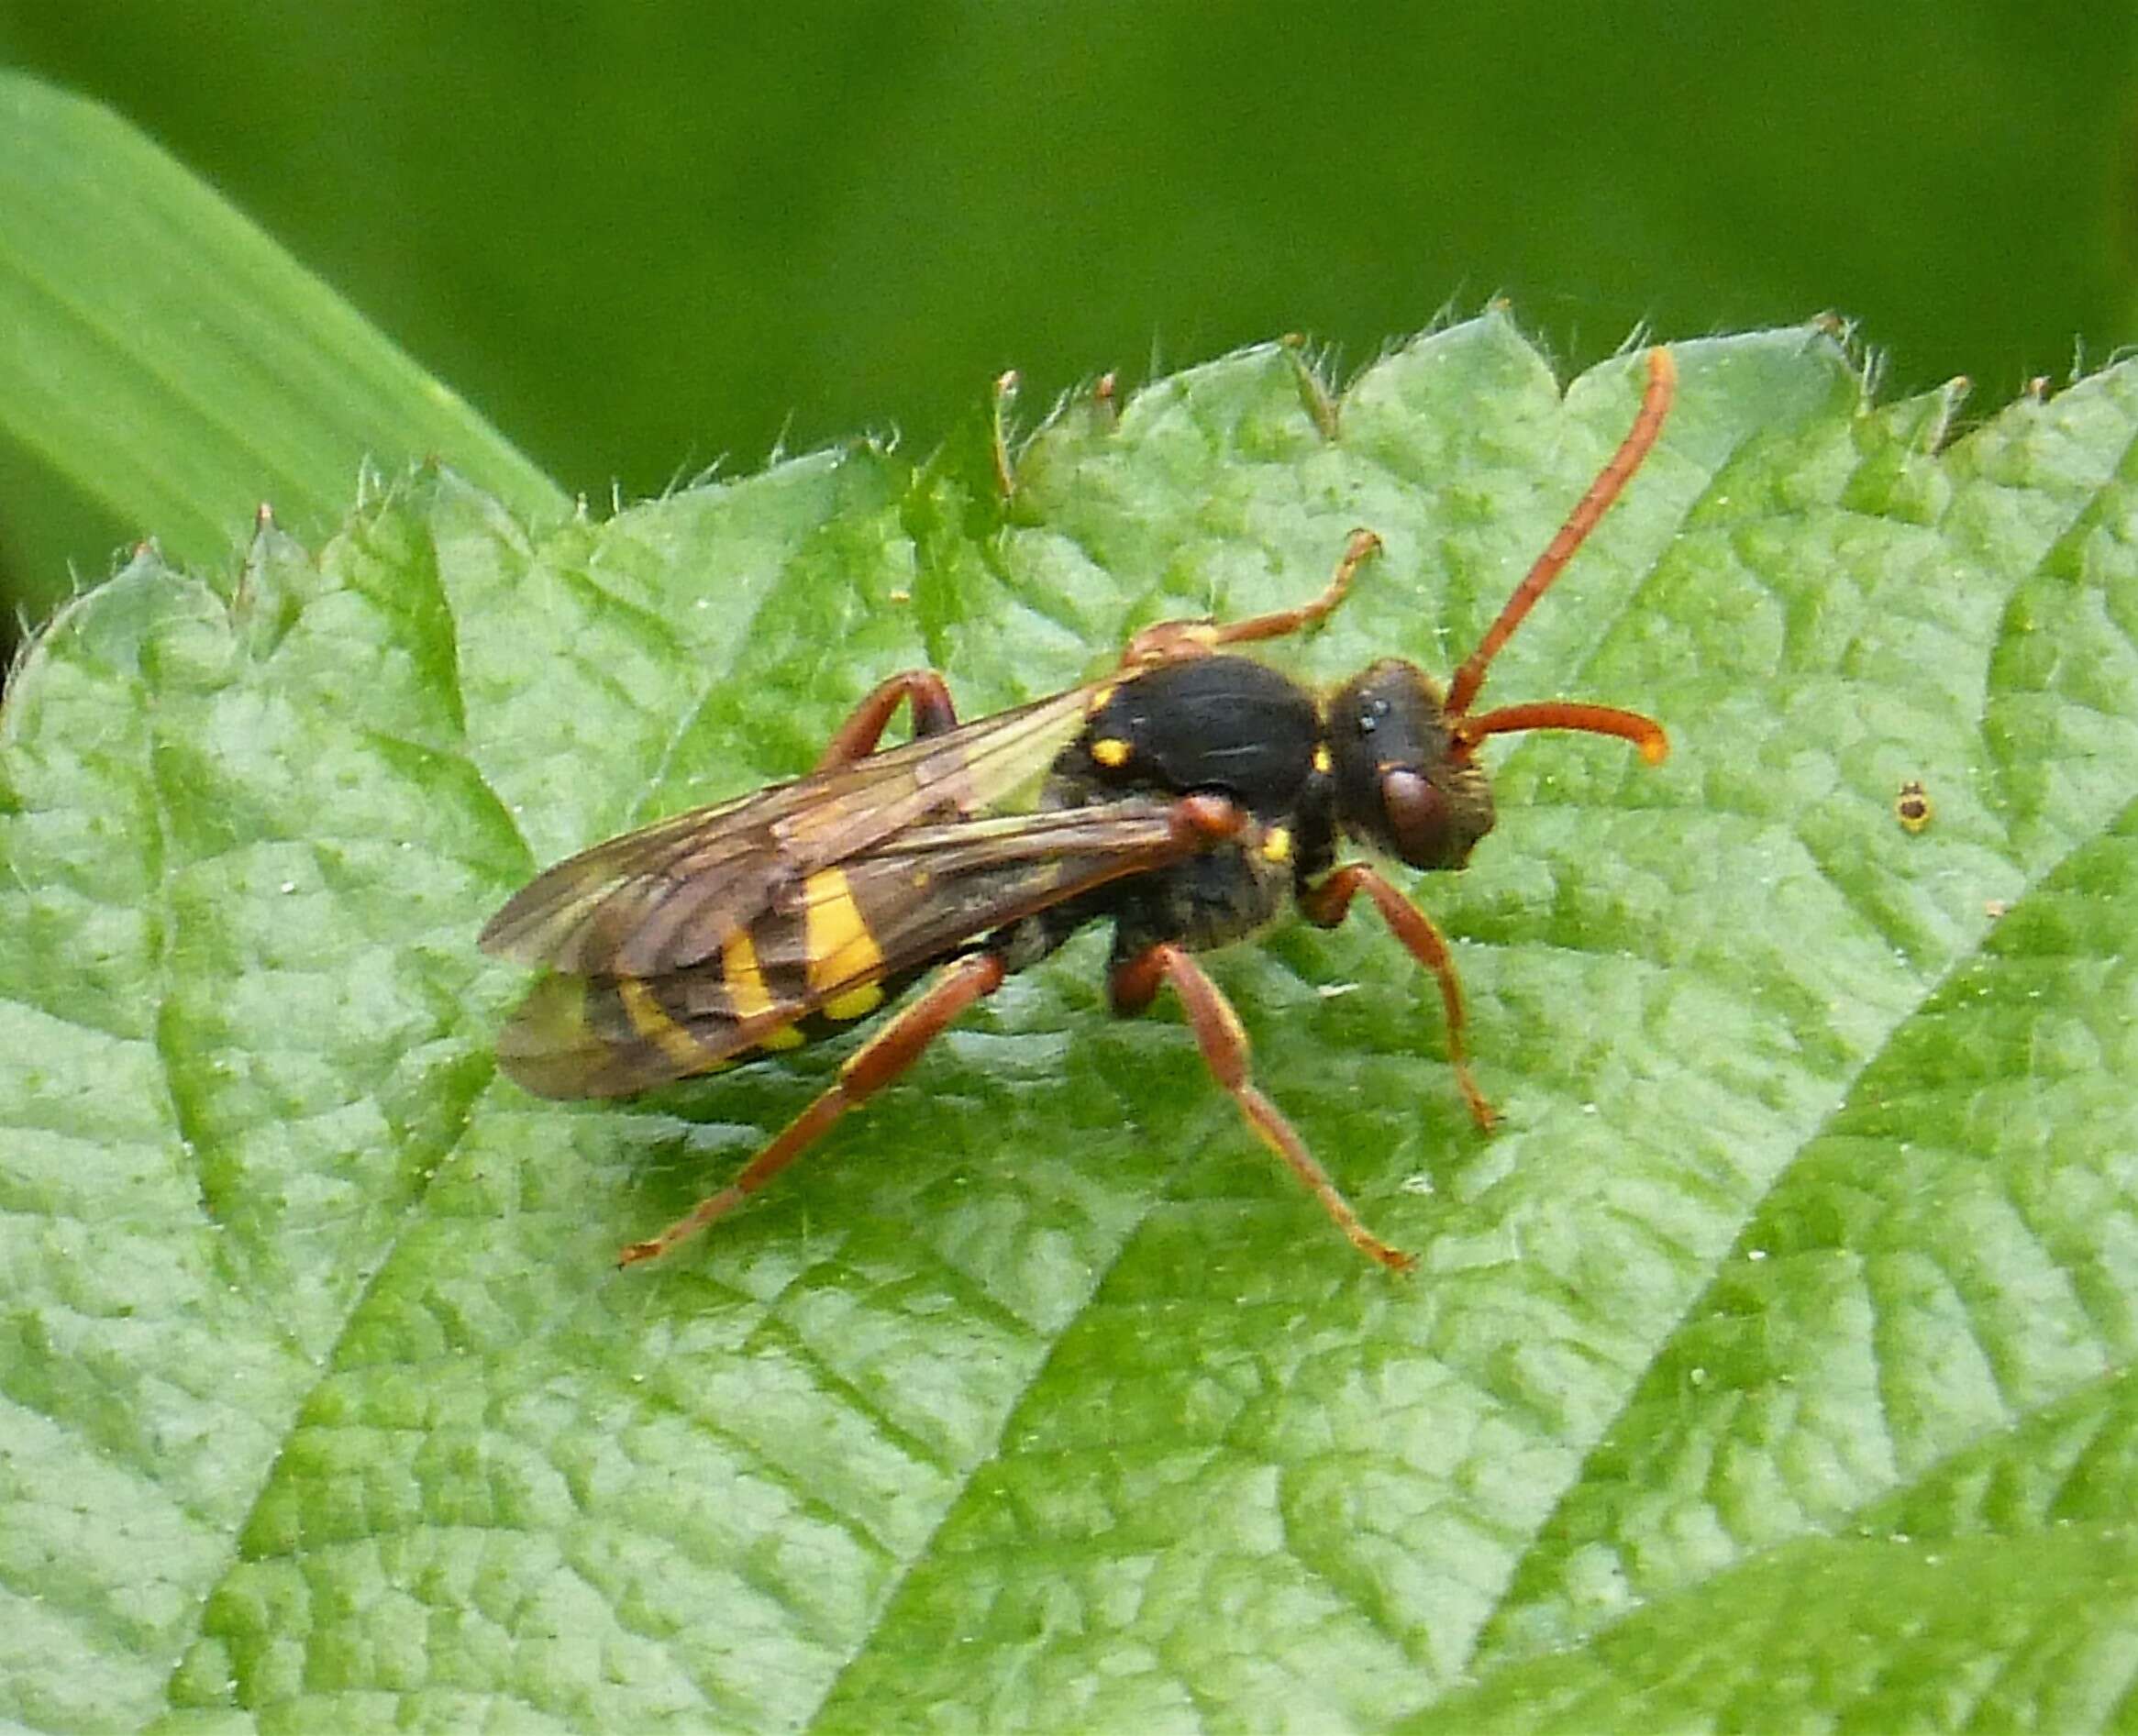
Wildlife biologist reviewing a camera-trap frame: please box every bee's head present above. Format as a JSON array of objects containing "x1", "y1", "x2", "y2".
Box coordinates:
[
  {"x1": 1326, "y1": 659, "x2": 1495, "y2": 871},
  {"x1": 1323, "y1": 349, "x2": 1682, "y2": 872}
]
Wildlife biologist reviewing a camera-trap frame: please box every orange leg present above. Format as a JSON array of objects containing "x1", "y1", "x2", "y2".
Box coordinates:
[
  {"x1": 812, "y1": 670, "x2": 960, "y2": 770},
  {"x1": 619, "y1": 951, "x2": 1008, "y2": 1266},
  {"x1": 1123, "y1": 529, "x2": 1383, "y2": 666},
  {"x1": 1110, "y1": 942, "x2": 1416, "y2": 1273},
  {"x1": 1299, "y1": 865, "x2": 1495, "y2": 1132}
]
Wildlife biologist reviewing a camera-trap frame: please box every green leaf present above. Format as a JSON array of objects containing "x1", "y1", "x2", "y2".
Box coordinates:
[
  {"x1": 5, "y1": 315, "x2": 2134, "y2": 1733},
  {"x1": 0, "y1": 71, "x2": 565, "y2": 599}
]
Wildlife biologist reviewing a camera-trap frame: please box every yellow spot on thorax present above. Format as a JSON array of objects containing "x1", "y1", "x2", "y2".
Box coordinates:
[
  {"x1": 1260, "y1": 826, "x2": 1293, "y2": 865},
  {"x1": 1312, "y1": 743, "x2": 1333, "y2": 776},
  {"x1": 1091, "y1": 737, "x2": 1133, "y2": 768}
]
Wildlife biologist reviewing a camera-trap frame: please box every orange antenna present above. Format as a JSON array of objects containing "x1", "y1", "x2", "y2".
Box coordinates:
[
  {"x1": 1456, "y1": 700, "x2": 1667, "y2": 764},
  {"x1": 1444, "y1": 347, "x2": 1676, "y2": 722}
]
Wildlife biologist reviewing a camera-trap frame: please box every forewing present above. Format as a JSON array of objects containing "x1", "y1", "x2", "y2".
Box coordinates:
[
  {"x1": 492, "y1": 794, "x2": 1200, "y2": 1099},
  {"x1": 789, "y1": 798, "x2": 1200, "y2": 986},
  {"x1": 479, "y1": 681, "x2": 1102, "y2": 977}
]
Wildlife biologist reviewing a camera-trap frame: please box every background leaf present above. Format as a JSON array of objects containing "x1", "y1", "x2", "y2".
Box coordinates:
[
  {"x1": 0, "y1": 72, "x2": 564, "y2": 592},
  {"x1": 4, "y1": 316, "x2": 2134, "y2": 1732},
  {"x1": 3, "y1": 7, "x2": 2133, "y2": 622}
]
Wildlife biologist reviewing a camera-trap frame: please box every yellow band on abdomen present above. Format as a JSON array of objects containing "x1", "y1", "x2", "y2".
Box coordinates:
[
  {"x1": 617, "y1": 976, "x2": 715, "y2": 1071},
  {"x1": 803, "y1": 868, "x2": 886, "y2": 999},
  {"x1": 722, "y1": 927, "x2": 805, "y2": 1051}
]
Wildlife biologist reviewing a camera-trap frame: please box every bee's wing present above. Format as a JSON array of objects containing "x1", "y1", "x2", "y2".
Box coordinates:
[
  {"x1": 493, "y1": 794, "x2": 1208, "y2": 1099},
  {"x1": 480, "y1": 681, "x2": 1102, "y2": 978}
]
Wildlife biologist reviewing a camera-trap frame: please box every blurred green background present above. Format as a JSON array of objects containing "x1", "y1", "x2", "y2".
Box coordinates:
[{"x1": 3, "y1": 0, "x2": 2134, "y2": 634}]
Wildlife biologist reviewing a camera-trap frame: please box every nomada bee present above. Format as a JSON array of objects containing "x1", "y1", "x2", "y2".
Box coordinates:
[{"x1": 482, "y1": 348, "x2": 1678, "y2": 1271}]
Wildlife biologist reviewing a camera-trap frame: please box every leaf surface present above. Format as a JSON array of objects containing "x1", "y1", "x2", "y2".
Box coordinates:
[
  {"x1": 4, "y1": 317, "x2": 2133, "y2": 1732},
  {"x1": 0, "y1": 71, "x2": 563, "y2": 605}
]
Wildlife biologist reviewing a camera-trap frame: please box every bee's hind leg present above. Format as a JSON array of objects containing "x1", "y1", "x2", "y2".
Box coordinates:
[
  {"x1": 618, "y1": 950, "x2": 1009, "y2": 1267},
  {"x1": 1109, "y1": 941, "x2": 1415, "y2": 1274}
]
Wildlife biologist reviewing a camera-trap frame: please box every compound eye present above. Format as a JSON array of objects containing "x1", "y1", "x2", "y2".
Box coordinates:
[{"x1": 1380, "y1": 767, "x2": 1452, "y2": 865}]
